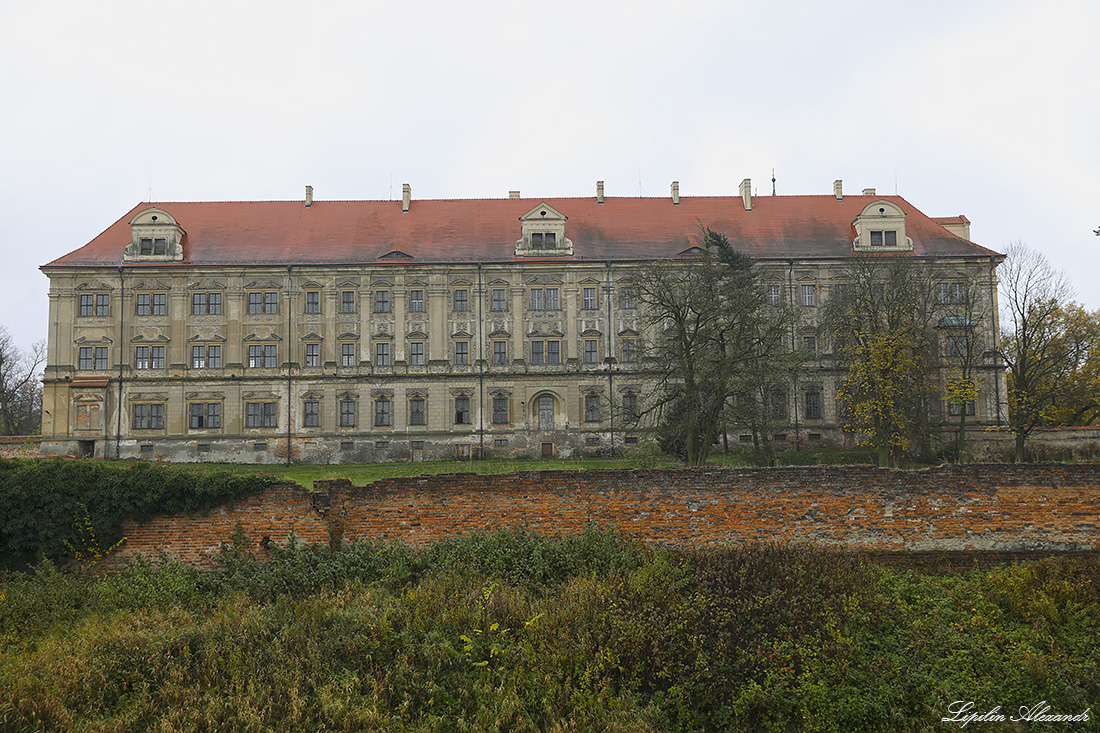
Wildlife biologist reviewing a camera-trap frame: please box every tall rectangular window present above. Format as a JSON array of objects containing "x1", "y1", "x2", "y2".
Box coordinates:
[
  {"x1": 248, "y1": 344, "x2": 277, "y2": 368},
  {"x1": 341, "y1": 399, "x2": 357, "y2": 428},
  {"x1": 454, "y1": 396, "x2": 470, "y2": 425},
  {"x1": 583, "y1": 287, "x2": 597, "y2": 310},
  {"x1": 409, "y1": 396, "x2": 426, "y2": 426},
  {"x1": 621, "y1": 338, "x2": 637, "y2": 363},
  {"x1": 341, "y1": 343, "x2": 356, "y2": 367},
  {"x1": 455, "y1": 341, "x2": 469, "y2": 365},
  {"x1": 263, "y1": 292, "x2": 278, "y2": 314},
  {"x1": 150, "y1": 346, "x2": 165, "y2": 369},
  {"x1": 803, "y1": 335, "x2": 817, "y2": 354},
  {"x1": 531, "y1": 341, "x2": 544, "y2": 364},
  {"x1": 248, "y1": 292, "x2": 263, "y2": 314},
  {"x1": 491, "y1": 288, "x2": 506, "y2": 311},
  {"x1": 374, "y1": 291, "x2": 390, "y2": 313},
  {"x1": 409, "y1": 290, "x2": 424, "y2": 313},
  {"x1": 546, "y1": 288, "x2": 559, "y2": 310},
  {"x1": 492, "y1": 341, "x2": 507, "y2": 365},
  {"x1": 530, "y1": 289, "x2": 544, "y2": 311},
  {"x1": 136, "y1": 293, "x2": 151, "y2": 315},
  {"x1": 453, "y1": 289, "x2": 468, "y2": 312},
  {"x1": 341, "y1": 291, "x2": 356, "y2": 313},
  {"x1": 770, "y1": 391, "x2": 788, "y2": 420},
  {"x1": 869, "y1": 230, "x2": 897, "y2": 247},
  {"x1": 805, "y1": 390, "x2": 822, "y2": 420},
  {"x1": 78, "y1": 347, "x2": 94, "y2": 370},
  {"x1": 374, "y1": 397, "x2": 390, "y2": 427},
  {"x1": 620, "y1": 287, "x2": 635, "y2": 310},
  {"x1": 623, "y1": 392, "x2": 638, "y2": 420},
  {"x1": 305, "y1": 291, "x2": 320, "y2": 313},
  {"x1": 303, "y1": 400, "x2": 320, "y2": 428},
  {"x1": 492, "y1": 396, "x2": 509, "y2": 425},
  {"x1": 409, "y1": 342, "x2": 424, "y2": 366},
  {"x1": 79, "y1": 294, "x2": 94, "y2": 317},
  {"x1": 584, "y1": 394, "x2": 601, "y2": 422},
  {"x1": 547, "y1": 341, "x2": 560, "y2": 364},
  {"x1": 768, "y1": 284, "x2": 781, "y2": 306},
  {"x1": 152, "y1": 293, "x2": 167, "y2": 315},
  {"x1": 584, "y1": 339, "x2": 599, "y2": 364},
  {"x1": 91, "y1": 347, "x2": 108, "y2": 370},
  {"x1": 192, "y1": 345, "x2": 206, "y2": 369},
  {"x1": 95, "y1": 294, "x2": 110, "y2": 317},
  {"x1": 135, "y1": 346, "x2": 149, "y2": 370},
  {"x1": 246, "y1": 402, "x2": 278, "y2": 428},
  {"x1": 801, "y1": 285, "x2": 815, "y2": 307},
  {"x1": 305, "y1": 343, "x2": 320, "y2": 367},
  {"x1": 375, "y1": 342, "x2": 390, "y2": 366}
]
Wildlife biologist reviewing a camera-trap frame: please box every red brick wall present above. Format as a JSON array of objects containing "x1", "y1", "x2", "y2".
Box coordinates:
[{"x1": 110, "y1": 465, "x2": 1100, "y2": 568}]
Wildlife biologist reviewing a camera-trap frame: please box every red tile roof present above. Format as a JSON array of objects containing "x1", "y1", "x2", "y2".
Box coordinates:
[{"x1": 42, "y1": 194, "x2": 1000, "y2": 270}]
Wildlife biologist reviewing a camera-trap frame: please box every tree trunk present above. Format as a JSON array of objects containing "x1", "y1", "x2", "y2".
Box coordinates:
[
  {"x1": 956, "y1": 413, "x2": 967, "y2": 464},
  {"x1": 877, "y1": 444, "x2": 890, "y2": 468},
  {"x1": 1015, "y1": 431, "x2": 1027, "y2": 463}
]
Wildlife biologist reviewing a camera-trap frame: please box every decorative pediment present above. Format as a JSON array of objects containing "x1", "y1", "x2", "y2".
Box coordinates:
[
  {"x1": 129, "y1": 334, "x2": 170, "y2": 343},
  {"x1": 527, "y1": 327, "x2": 565, "y2": 338},
  {"x1": 523, "y1": 274, "x2": 564, "y2": 285},
  {"x1": 580, "y1": 328, "x2": 602, "y2": 338},
  {"x1": 186, "y1": 333, "x2": 226, "y2": 343},
  {"x1": 336, "y1": 331, "x2": 360, "y2": 341},
  {"x1": 450, "y1": 278, "x2": 472, "y2": 287},
  {"x1": 618, "y1": 328, "x2": 640, "y2": 337},
  {"x1": 300, "y1": 279, "x2": 325, "y2": 289},
  {"x1": 370, "y1": 277, "x2": 394, "y2": 286},
  {"x1": 74, "y1": 335, "x2": 113, "y2": 344},
  {"x1": 245, "y1": 279, "x2": 284, "y2": 290},
  {"x1": 187, "y1": 278, "x2": 227, "y2": 290},
  {"x1": 186, "y1": 392, "x2": 225, "y2": 400},
  {"x1": 370, "y1": 389, "x2": 394, "y2": 398},
  {"x1": 243, "y1": 391, "x2": 280, "y2": 400},
  {"x1": 129, "y1": 393, "x2": 168, "y2": 401},
  {"x1": 452, "y1": 330, "x2": 473, "y2": 339},
  {"x1": 336, "y1": 277, "x2": 361, "y2": 287},
  {"x1": 301, "y1": 332, "x2": 323, "y2": 341},
  {"x1": 338, "y1": 390, "x2": 361, "y2": 400},
  {"x1": 243, "y1": 331, "x2": 282, "y2": 342},
  {"x1": 131, "y1": 279, "x2": 173, "y2": 291},
  {"x1": 488, "y1": 328, "x2": 510, "y2": 338},
  {"x1": 406, "y1": 330, "x2": 428, "y2": 340},
  {"x1": 75, "y1": 281, "x2": 115, "y2": 291}
]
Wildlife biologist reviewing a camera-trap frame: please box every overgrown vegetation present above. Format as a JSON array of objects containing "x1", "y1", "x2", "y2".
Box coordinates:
[
  {"x1": 2, "y1": 529, "x2": 1097, "y2": 731},
  {"x1": 0, "y1": 458, "x2": 277, "y2": 570}
]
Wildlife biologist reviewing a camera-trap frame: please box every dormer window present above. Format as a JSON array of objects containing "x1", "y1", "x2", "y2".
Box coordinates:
[
  {"x1": 124, "y1": 207, "x2": 185, "y2": 262},
  {"x1": 853, "y1": 200, "x2": 911, "y2": 252},
  {"x1": 516, "y1": 202, "x2": 573, "y2": 257},
  {"x1": 531, "y1": 232, "x2": 556, "y2": 249},
  {"x1": 869, "y1": 230, "x2": 897, "y2": 247}
]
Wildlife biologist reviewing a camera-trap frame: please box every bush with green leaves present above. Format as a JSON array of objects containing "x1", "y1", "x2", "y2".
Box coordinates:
[{"x1": 0, "y1": 458, "x2": 276, "y2": 569}]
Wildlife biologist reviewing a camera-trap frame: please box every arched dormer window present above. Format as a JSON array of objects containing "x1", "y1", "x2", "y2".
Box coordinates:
[
  {"x1": 124, "y1": 208, "x2": 185, "y2": 262},
  {"x1": 852, "y1": 200, "x2": 912, "y2": 252}
]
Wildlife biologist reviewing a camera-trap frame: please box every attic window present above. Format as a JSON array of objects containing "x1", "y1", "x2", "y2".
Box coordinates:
[
  {"x1": 139, "y1": 238, "x2": 167, "y2": 255},
  {"x1": 869, "y1": 231, "x2": 897, "y2": 247},
  {"x1": 531, "y1": 232, "x2": 556, "y2": 249}
]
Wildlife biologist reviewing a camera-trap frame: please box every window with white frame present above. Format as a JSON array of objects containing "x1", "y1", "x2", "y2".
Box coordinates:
[
  {"x1": 375, "y1": 342, "x2": 390, "y2": 366},
  {"x1": 453, "y1": 289, "x2": 468, "y2": 312},
  {"x1": 305, "y1": 343, "x2": 320, "y2": 367},
  {"x1": 529, "y1": 287, "x2": 559, "y2": 311},
  {"x1": 455, "y1": 341, "x2": 469, "y2": 365},
  {"x1": 374, "y1": 290, "x2": 390, "y2": 313},
  {"x1": 801, "y1": 285, "x2": 815, "y2": 307},
  {"x1": 620, "y1": 287, "x2": 635, "y2": 310},
  {"x1": 341, "y1": 291, "x2": 356, "y2": 313},
  {"x1": 768, "y1": 284, "x2": 781, "y2": 306},
  {"x1": 409, "y1": 289, "x2": 424, "y2": 312},
  {"x1": 491, "y1": 288, "x2": 506, "y2": 311},
  {"x1": 409, "y1": 341, "x2": 425, "y2": 366},
  {"x1": 582, "y1": 287, "x2": 597, "y2": 310},
  {"x1": 191, "y1": 344, "x2": 221, "y2": 369},
  {"x1": 79, "y1": 346, "x2": 109, "y2": 371},
  {"x1": 135, "y1": 292, "x2": 167, "y2": 316}
]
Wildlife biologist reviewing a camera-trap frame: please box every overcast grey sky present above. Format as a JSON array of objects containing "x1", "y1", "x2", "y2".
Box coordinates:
[{"x1": 1, "y1": 0, "x2": 1097, "y2": 353}]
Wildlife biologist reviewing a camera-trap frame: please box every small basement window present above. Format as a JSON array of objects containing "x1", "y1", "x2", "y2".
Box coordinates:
[
  {"x1": 253, "y1": 441, "x2": 268, "y2": 450},
  {"x1": 341, "y1": 441, "x2": 354, "y2": 450}
]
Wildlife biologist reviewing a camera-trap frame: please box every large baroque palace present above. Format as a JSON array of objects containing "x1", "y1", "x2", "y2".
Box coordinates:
[{"x1": 40, "y1": 180, "x2": 1005, "y2": 463}]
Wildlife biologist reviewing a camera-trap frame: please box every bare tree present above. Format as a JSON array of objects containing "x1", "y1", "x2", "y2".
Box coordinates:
[
  {"x1": 633, "y1": 228, "x2": 787, "y2": 466},
  {"x1": 998, "y1": 242, "x2": 1075, "y2": 462},
  {"x1": 0, "y1": 327, "x2": 45, "y2": 436}
]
